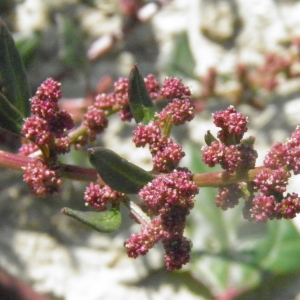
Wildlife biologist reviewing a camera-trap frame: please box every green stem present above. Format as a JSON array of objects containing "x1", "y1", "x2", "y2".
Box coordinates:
[
  {"x1": 68, "y1": 108, "x2": 121, "y2": 144},
  {"x1": 124, "y1": 199, "x2": 151, "y2": 226}
]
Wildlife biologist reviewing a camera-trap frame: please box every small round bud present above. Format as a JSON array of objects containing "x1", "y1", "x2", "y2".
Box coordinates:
[
  {"x1": 158, "y1": 98, "x2": 194, "y2": 126},
  {"x1": 275, "y1": 193, "x2": 300, "y2": 219},
  {"x1": 250, "y1": 194, "x2": 277, "y2": 222},
  {"x1": 152, "y1": 141, "x2": 184, "y2": 172},
  {"x1": 84, "y1": 107, "x2": 108, "y2": 137},
  {"x1": 22, "y1": 116, "x2": 52, "y2": 146},
  {"x1": 133, "y1": 121, "x2": 164, "y2": 147},
  {"x1": 160, "y1": 77, "x2": 191, "y2": 99},
  {"x1": 215, "y1": 184, "x2": 243, "y2": 210},
  {"x1": 84, "y1": 183, "x2": 127, "y2": 211},
  {"x1": 144, "y1": 74, "x2": 160, "y2": 99},
  {"x1": 23, "y1": 159, "x2": 61, "y2": 197},
  {"x1": 213, "y1": 106, "x2": 248, "y2": 144},
  {"x1": 114, "y1": 77, "x2": 129, "y2": 106},
  {"x1": 254, "y1": 168, "x2": 290, "y2": 195},
  {"x1": 163, "y1": 236, "x2": 192, "y2": 270}
]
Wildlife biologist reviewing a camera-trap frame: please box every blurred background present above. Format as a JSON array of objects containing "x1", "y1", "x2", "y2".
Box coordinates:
[{"x1": 1, "y1": 0, "x2": 300, "y2": 299}]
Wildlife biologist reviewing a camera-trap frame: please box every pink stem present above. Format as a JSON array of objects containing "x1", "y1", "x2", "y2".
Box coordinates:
[
  {"x1": 193, "y1": 166, "x2": 267, "y2": 187},
  {"x1": 0, "y1": 150, "x2": 268, "y2": 187},
  {"x1": 0, "y1": 150, "x2": 98, "y2": 182}
]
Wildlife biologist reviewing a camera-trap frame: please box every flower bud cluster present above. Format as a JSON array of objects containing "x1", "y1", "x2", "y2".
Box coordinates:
[
  {"x1": 84, "y1": 106, "x2": 108, "y2": 141},
  {"x1": 202, "y1": 106, "x2": 257, "y2": 173},
  {"x1": 125, "y1": 168, "x2": 198, "y2": 270},
  {"x1": 202, "y1": 106, "x2": 258, "y2": 210},
  {"x1": 83, "y1": 78, "x2": 131, "y2": 141},
  {"x1": 215, "y1": 184, "x2": 244, "y2": 210},
  {"x1": 157, "y1": 77, "x2": 194, "y2": 127},
  {"x1": 133, "y1": 121, "x2": 184, "y2": 172},
  {"x1": 82, "y1": 74, "x2": 194, "y2": 145},
  {"x1": 123, "y1": 77, "x2": 200, "y2": 269},
  {"x1": 131, "y1": 77, "x2": 195, "y2": 172},
  {"x1": 264, "y1": 127, "x2": 300, "y2": 175},
  {"x1": 22, "y1": 78, "x2": 74, "y2": 153},
  {"x1": 160, "y1": 77, "x2": 191, "y2": 99},
  {"x1": 213, "y1": 105, "x2": 249, "y2": 144},
  {"x1": 82, "y1": 75, "x2": 157, "y2": 142},
  {"x1": 21, "y1": 78, "x2": 74, "y2": 196},
  {"x1": 144, "y1": 74, "x2": 160, "y2": 99},
  {"x1": 248, "y1": 127, "x2": 300, "y2": 221},
  {"x1": 23, "y1": 159, "x2": 62, "y2": 197},
  {"x1": 158, "y1": 98, "x2": 194, "y2": 126},
  {"x1": 84, "y1": 182, "x2": 128, "y2": 211},
  {"x1": 201, "y1": 107, "x2": 300, "y2": 221}
]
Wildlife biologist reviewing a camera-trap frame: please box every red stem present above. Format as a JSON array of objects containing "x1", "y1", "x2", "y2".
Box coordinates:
[
  {"x1": 0, "y1": 150, "x2": 269, "y2": 187},
  {"x1": 60, "y1": 164, "x2": 99, "y2": 183},
  {"x1": 193, "y1": 166, "x2": 267, "y2": 187},
  {"x1": 0, "y1": 150, "x2": 34, "y2": 171},
  {"x1": 0, "y1": 150, "x2": 98, "y2": 182}
]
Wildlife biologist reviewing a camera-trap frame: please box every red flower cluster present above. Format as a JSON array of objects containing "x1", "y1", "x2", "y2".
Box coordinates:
[
  {"x1": 160, "y1": 77, "x2": 191, "y2": 99},
  {"x1": 248, "y1": 127, "x2": 300, "y2": 221},
  {"x1": 21, "y1": 78, "x2": 74, "y2": 154},
  {"x1": 213, "y1": 105, "x2": 249, "y2": 144},
  {"x1": 131, "y1": 77, "x2": 195, "y2": 172},
  {"x1": 202, "y1": 106, "x2": 257, "y2": 173},
  {"x1": 158, "y1": 98, "x2": 194, "y2": 126},
  {"x1": 215, "y1": 184, "x2": 244, "y2": 210},
  {"x1": 125, "y1": 169, "x2": 198, "y2": 270},
  {"x1": 83, "y1": 78, "x2": 132, "y2": 141},
  {"x1": 21, "y1": 78, "x2": 74, "y2": 196},
  {"x1": 202, "y1": 106, "x2": 257, "y2": 210},
  {"x1": 202, "y1": 107, "x2": 300, "y2": 221},
  {"x1": 133, "y1": 121, "x2": 184, "y2": 172},
  {"x1": 264, "y1": 127, "x2": 300, "y2": 175},
  {"x1": 144, "y1": 74, "x2": 160, "y2": 99},
  {"x1": 121, "y1": 76, "x2": 199, "y2": 269},
  {"x1": 84, "y1": 182, "x2": 128, "y2": 211},
  {"x1": 23, "y1": 159, "x2": 62, "y2": 197},
  {"x1": 84, "y1": 107, "x2": 108, "y2": 140}
]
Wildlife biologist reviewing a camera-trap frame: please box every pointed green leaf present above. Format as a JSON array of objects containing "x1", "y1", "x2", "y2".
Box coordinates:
[
  {"x1": 204, "y1": 130, "x2": 218, "y2": 146},
  {"x1": 0, "y1": 91, "x2": 24, "y2": 135},
  {"x1": 61, "y1": 207, "x2": 121, "y2": 233},
  {"x1": 0, "y1": 19, "x2": 31, "y2": 128},
  {"x1": 88, "y1": 147, "x2": 154, "y2": 194},
  {"x1": 128, "y1": 64, "x2": 156, "y2": 124}
]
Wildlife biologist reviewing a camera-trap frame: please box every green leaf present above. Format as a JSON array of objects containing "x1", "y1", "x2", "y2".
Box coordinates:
[
  {"x1": 61, "y1": 207, "x2": 121, "y2": 233},
  {"x1": 204, "y1": 130, "x2": 218, "y2": 146},
  {"x1": 254, "y1": 220, "x2": 300, "y2": 274},
  {"x1": 88, "y1": 146, "x2": 154, "y2": 194},
  {"x1": 0, "y1": 19, "x2": 31, "y2": 134},
  {"x1": 57, "y1": 14, "x2": 87, "y2": 70},
  {"x1": 0, "y1": 91, "x2": 24, "y2": 135},
  {"x1": 15, "y1": 32, "x2": 40, "y2": 69},
  {"x1": 165, "y1": 32, "x2": 196, "y2": 78},
  {"x1": 128, "y1": 64, "x2": 156, "y2": 124}
]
